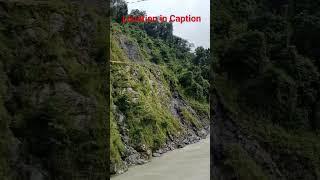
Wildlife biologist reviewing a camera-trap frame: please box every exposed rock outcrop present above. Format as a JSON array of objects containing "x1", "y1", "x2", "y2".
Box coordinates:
[{"x1": 110, "y1": 27, "x2": 209, "y2": 174}]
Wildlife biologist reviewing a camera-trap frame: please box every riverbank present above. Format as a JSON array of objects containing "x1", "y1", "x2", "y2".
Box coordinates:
[{"x1": 111, "y1": 137, "x2": 210, "y2": 180}]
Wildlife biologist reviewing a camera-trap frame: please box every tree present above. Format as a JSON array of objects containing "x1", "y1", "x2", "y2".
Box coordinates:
[
  {"x1": 144, "y1": 22, "x2": 173, "y2": 40},
  {"x1": 193, "y1": 47, "x2": 210, "y2": 66},
  {"x1": 220, "y1": 31, "x2": 268, "y2": 81},
  {"x1": 111, "y1": 0, "x2": 128, "y2": 23},
  {"x1": 130, "y1": 9, "x2": 147, "y2": 17}
]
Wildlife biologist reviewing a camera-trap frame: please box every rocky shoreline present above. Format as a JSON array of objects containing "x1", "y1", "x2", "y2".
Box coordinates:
[
  {"x1": 111, "y1": 125, "x2": 210, "y2": 175},
  {"x1": 110, "y1": 89, "x2": 210, "y2": 175}
]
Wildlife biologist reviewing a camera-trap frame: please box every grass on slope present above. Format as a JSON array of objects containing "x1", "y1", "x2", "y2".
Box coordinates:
[{"x1": 110, "y1": 22, "x2": 208, "y2": 168}]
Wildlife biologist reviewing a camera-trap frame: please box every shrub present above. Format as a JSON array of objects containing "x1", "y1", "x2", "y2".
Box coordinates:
[{"x1": 220, "y1": 31, "x2": 268, "y2": 81}]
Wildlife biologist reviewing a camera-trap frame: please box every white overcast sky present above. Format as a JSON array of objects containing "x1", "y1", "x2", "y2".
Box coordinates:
[{"x1": 126, "y1": 0, "x2": 210, "y2": 49}]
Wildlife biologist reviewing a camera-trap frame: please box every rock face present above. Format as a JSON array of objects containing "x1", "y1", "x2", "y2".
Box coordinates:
[
  {"x1": 212, "y1": 93, "x2": 320, "y2": 180},
  {"x1": 110, "y1": 27, "x2": 210, "y2": 174},
  {"x1": 110, "y1": 91, "x2": 209, "y2": 174},
  {"x1": 212, "y1": 101, "x2": 282, "y2": 180},
  {"x1": 152, "y1": 153, "x2": 161, "y2": 157},
  {"x1": 0, "y1": 1, "x2": 108, "y2": 179},
  {"x1": 119, "y1": 35, "x2": 143, "y2": 62}
]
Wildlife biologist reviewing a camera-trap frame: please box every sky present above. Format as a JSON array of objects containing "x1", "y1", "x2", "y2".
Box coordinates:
[{"x1": 126, "y1": 0, "x2": 210, "y2": 49}]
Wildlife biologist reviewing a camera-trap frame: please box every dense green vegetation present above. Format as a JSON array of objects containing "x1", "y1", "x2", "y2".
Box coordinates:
[
  {"x1": 0, "y1": 0, "x2": 209, "y2": 178},
  {"x1": 0, "y1": 1, "x2": 108, "y2": 179},
  {"x1": 110, "y1": 0, "x2": 209, "y2": 174},
  {"x1": 212, "y1": 0, "x2": 320, "y2": 179}
]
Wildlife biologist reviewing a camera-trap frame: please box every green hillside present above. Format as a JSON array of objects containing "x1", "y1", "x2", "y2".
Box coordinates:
[
  {"x1": 212, "y1": 0, "x2": 320, "y2": 179},
  {"x1": 0, "y1": 1, "x2": 108, "y2": 179},
  {"x1": 110, "y1": 5, "x2": 210, "y2": 174}
]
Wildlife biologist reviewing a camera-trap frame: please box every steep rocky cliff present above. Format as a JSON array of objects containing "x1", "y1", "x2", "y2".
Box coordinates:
[
  {"x1": 110, "y1": 22, "x2": 210, "y2": 174},
  {"x1": 0, "y1": 1, "x2": 108, "y2": 179}
]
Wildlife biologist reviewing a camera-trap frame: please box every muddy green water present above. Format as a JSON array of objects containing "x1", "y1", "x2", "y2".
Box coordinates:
[{"x1": 111, "y1": 138, "x2": 210, "y2": 180}]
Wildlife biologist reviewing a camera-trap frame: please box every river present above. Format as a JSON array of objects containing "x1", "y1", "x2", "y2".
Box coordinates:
[{"x1": 111, "y1": 138, "x2": 210, "y2": 180}]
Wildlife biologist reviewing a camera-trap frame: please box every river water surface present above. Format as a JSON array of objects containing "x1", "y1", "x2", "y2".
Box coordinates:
[{"x1": 111, "y1": 138, "x2": 210, "y2": 180}]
